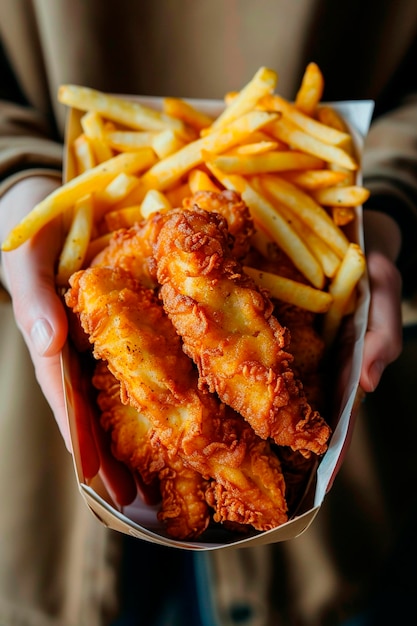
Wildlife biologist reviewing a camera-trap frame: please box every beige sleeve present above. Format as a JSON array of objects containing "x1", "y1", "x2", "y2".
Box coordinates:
[
  {"x1": 363, "y1": 93, "x2": 417, "y2": 292},
  {"x1": 0, "y1": 98, "x2": 63, "y2": 197}
]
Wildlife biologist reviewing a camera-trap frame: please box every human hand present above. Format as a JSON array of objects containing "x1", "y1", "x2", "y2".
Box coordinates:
[
  {"x1": 1, "y1": 175, "x2": 137, "y2": 504},
  {"x1": 326, "y1": 209, "x2": 403, "y2": 491},
  {"x1": 360, "y1": 210, "x2": 403, "y2": 393},
  {"x1": 0, "y1": 175, "x2": 71, "y2": 448}
]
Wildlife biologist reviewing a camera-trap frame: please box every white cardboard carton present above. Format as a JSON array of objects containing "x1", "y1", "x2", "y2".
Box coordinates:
[{"x1": 61, "y1": 97, "x2": 374, "y2": 550}]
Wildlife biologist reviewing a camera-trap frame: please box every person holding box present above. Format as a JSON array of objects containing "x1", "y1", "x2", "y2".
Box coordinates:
[{"x1": 1, "y1": 1, "x2": 416, "y2": 624}]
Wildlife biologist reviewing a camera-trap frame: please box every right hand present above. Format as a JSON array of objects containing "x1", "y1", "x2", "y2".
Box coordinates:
[
  {"x1": 1, "y1": 175, "x2": 72, "y2": 449},
  {"x1": 0, "y1": 175, "x2": 136, "y2": 504}
]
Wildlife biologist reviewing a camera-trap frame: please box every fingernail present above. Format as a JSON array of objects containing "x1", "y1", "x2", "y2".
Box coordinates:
[
  {"x1": 369, "y1": 360, "x2": 384, "y2": 391},
  {"x1": 31, "y1": 318, "x2": 54, "y2": 356}
]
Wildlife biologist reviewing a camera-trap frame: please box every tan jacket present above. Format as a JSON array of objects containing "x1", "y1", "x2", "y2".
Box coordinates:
[{"x1": 1, "y1": 1, "x2": 417, "y2": 625}]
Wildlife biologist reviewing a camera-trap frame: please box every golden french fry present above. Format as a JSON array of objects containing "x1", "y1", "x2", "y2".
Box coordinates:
[
  {"x1": 316, "y1": 105, "x2": 357, "y2": 185},
  {"x1": 229, "y1": 130, "x2": 284, "y2": 149},
  {"x1": 140, "y1": 189, "x2": 172, "y2": 219},
  {"x1": 208, "y1": 151, "x2": 324, "y2": 175},
  {"x1": 312, "y1": 185, "x2": 370, "y2": 207},
  {"x1": 281, "y1": 169, "x2": 349, "y2": 190},
  {"x1": 94, "y1": 172, "x2": 141, "y2": 220},
  {"x1": 209, "y1": 67, "x2": 278, "y2": 131},
  {"x1": 163, "y1": 97, "x2": 214, "y2": 131},
  {"x1": 188, "y1": 169, "x2": 222, "y2": 193},
  {"x1": 224, "y1": 91, "x2": 239, "y2": 106},
  {"x1": 165, "y1": 182, "x2": 193, "y2": 207},
  {"x1": 268, "y1": 117, "x2": 358, "y2": 170},
  {"x1": 88, "y1": 137, "x2": 114, "y2": 164},
  {"x1": 250, "y1": 227, "x2": 278, "y2": 259},
  {"x1": 344, "y1": 290, "x2": 358, "y2": 316},
  {"x1": 103, "y1": 120, "x2": 117, "y2": 132},
  {"x1": 290, "y1": 224, "x2": 341, "y2": 279},
  {"x1": 120, "y1": 110, "x2": 278, "y2": 205},
  {"x1": 329, "y1": 163, "x2": 356, "y2": 186},
  {"x1": 243, "y1": 266, "x2": 333, "y2": 313},
  {"x1": 104, "y1": 130, "x2": 158, "y2": 151},
  {"x1": 331, "y1": 206, "x2": 356, "y2": 226},
  {"x1": 322, "y1": 243, "x2": 366, "y2": 347},
  {"x1": 58, "y1": 84, "x2": 188, "y2": 137},
  {"x1": 84, "y1": 233, "x2": 113, "y2": 266},
  {"x1": 252, "y1": 178, "x2": 341, "y2": 278},
  {"x1": 151, "y1": 128, "x2": 186, "y2": 159},
  {"x1": 317, "y1": 105, "x2": 349, "y2": 133},
  {"x1": 81, "y1": 110, "x2": 107, "y2": 137},
  {"x1": 2, "y1": 150, "x2": 156, "y2": 251},
  {"x1": 80, "y1": 111, "x2": 114, "y2": 163},
  {"x1": 259, "y1": 174, "x2": 350, "y2": 258},
  {"x1": 56, "y1": 194, "x2": 94, "y2": 286},
  {"x1": 207, "y1": 164, "x2": 325, "y2": 289},
  {"x1": 233, "y1": 140, "x2": 279, "y2": 155},
  {"x1": 104, "y1": 206, "x2": 142, "y2": 231},
  {"x1": 294, "y1": 62, "x2": 325, "y2": 116},
  {"x1": 261, "y1": 94, "x2": 351, "y2": 147},
  {"x1": 73, "y1": 134, "x2": 96, "y2": 174}
]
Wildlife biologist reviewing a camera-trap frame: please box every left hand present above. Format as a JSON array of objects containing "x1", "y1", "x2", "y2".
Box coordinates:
[
  {"x1": 360, "y1": 210, "x2": 403, "y2": 392},
  {"x1": 326, "y1": 209, "x2": 403, "y2": 491}
]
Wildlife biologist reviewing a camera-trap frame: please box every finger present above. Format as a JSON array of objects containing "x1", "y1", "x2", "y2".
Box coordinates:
[
  {"x1": 4, "y1": 217, "x2": 68, "y2": 352},
  {"x1": 90, "y1": 410, "x2": 138, "y2": 507},
  {"x1": 1, "y1": 177, "x2": 73, "y2": 447},
  {"x1": 25, "y1": 342, "x2": 73, "y2": 452},
  {"x1": 360, "y1": 251, "x2": 403, "y2": 392},
  {"x1": 4, "y1": 220, "x2": 72, "y2": 446}
]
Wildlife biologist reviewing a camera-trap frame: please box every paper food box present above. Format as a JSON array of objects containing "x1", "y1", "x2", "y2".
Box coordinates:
[{"x1": 60, "y1": 91, "x2": 374, "y2": 550}]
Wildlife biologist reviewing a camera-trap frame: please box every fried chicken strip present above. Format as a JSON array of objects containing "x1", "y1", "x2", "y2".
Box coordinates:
[
  {"x1": 91, "y1": 190, "x2": 253, "y2": 287},
  {"x1": 91, "y1": 214, "x2": 164, "y2": 289},
  {"x1": 65, "y1": 266, "x2": 288, "y2": 531},
  {"x1": 92, "y1": 360, "x2": 211, "y2": 539},
  {"x1": 154, "y1": 207, "x2": 331, "y2": 457},
  {"x1": 273, "y1": 301, "x2": 326, "y2": 412},
  {"x1": 248, "y1": 246, "x2": 326, "y2": 411},
  {"x1": 182, "y1": 190, "x2": 254, "y2": 259}
]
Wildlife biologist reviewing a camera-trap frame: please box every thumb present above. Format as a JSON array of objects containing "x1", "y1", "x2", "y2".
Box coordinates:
[{"x1": 4, "y1": 216, "x2": 68, "y2": 356}]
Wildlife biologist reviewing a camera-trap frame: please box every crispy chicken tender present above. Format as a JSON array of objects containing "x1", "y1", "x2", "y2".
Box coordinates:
[
  {"x1": 182, "y1": 190, "x2": 254, "y2": 259},
  {"x1": 92, "y1": 190, "x2": 253, "y2": 286},
  {"x1": 204, "y1": 416, "x2": 287, "y2": 528},
  {"x1": 250, "y1": 249, "x2": 326, "y2": 411},
  {"x1": 273, "y1": 301, "x2": 326, "y2": 412},
  {"x1": 90, "y1": 214, "x2": 164, "y2": 288},
  {"x1": 65, "y1": 266, "x2": 288, "y2": 531},
  {"x1": 154, "y1": 207, "x2": 331, "y2": 457},
  {"x1": 92, "y1": 360, "x2": 211, "y2": 539}
]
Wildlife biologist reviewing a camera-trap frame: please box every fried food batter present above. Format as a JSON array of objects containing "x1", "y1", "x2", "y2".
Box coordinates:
[
  {"x1": 182, "y1": 189, "x2": 254, "y2": 259},
  {"x1": 90, "y1": 214, "x2": 164, "y2": 288},
  {"x1": 154, "y1": 207, "x2": 331, "y2": 457},
  {"x1": 273, "y1": 301, "x2": 326, "y2": 412},
  {"x1": 249, "y1": 246, "x2": 326, "y2": 411},
  {"x1": 92, "y1": 360, "x2": 211, "y2": 539},
  {"x1": 92, "y1": 190, "x2": 253, "y2": 286},
  {"x1": 65, "y1": 265, "x2": 288, "y2": 531}
]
